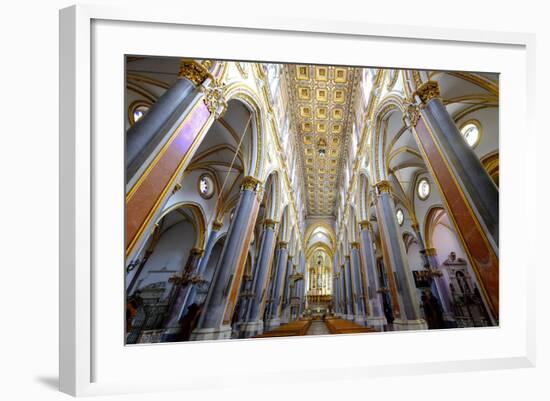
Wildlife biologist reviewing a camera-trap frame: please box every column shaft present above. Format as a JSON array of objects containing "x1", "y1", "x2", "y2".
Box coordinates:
[
  {"x1": 191, "y1": 177, "x2": 261, "y2": 340},
  {"x1": 375, "y1": 182, "x2": 424, "y2": 328},
  {"x1": 411, "y1": 81, "x2": 499, "y2": 319},
  {"x1": 358, "y1": 223, "x2": 387, "y2": 329}
]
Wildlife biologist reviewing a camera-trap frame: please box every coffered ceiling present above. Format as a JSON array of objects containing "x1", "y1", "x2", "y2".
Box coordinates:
[{"x1": 284, "y1": 64, "x2": 360, "y2": 217}]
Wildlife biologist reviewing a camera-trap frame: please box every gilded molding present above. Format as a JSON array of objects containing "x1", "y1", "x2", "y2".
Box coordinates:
[
  {"x1": 278, "y1": 241, "x2": 288, "y2": 249},
  {"x1": 415, "y1": 80, "x2": 441, "y2": 104},
  {"x1": 178, "y1": 59, "x2": 214, "y2": 86},
  {"x1": 351, "y1": 241, "x2": 360, "y2": 249},
  {"x1": 202, "y1": 84, "x2": 227, "y2": 119}
]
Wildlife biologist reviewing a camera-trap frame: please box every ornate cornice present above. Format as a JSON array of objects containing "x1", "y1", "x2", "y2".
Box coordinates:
[{"x1": 415, "y1": 80, "x2": 441, "y2": 104}]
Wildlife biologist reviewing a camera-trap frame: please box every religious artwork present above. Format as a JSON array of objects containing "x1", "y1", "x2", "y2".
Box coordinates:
[{"x1": 124, "y1": 56, "x2": 499, "y2": 344}]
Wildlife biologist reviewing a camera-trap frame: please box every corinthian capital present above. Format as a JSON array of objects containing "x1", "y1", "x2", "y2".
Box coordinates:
[
  {"x1": 414, "y1": 80, "x2": 441, "y2": 104},
  {"x1": 241, "y1": 176, "x2": 262, "y2": 192},
  {"x1": 178, "y1": 59, "x2": 214, "y2": 86}
]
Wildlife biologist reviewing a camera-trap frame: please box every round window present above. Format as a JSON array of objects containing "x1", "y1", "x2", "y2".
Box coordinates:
[
  {"x1": 198, "y1": 173, "x2": 215, "y2": 199},
  {"x1": 460, "y1": 120, "x2": 481, "y2": 148},
  {"x1": 396, "y1": 208, "x2": 404, "y2": 226},
  {"x1": 417, "y1": 178, "x2": 430, "y2": 200},
  {"x1": 129, "y1": 102, "x2": 151, "y2": 125}
]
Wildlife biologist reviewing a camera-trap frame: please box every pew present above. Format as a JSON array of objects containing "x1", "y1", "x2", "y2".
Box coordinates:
[
  {"x1": 255, "y1": 319, "x2": 313, "y2": 338},
  {"x1": 324, "y1": 317, "x2": 376, "y2": 334}
]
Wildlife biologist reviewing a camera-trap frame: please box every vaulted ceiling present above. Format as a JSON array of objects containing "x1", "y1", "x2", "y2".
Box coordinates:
[{"x1": 284, "y1": 64, "x2": 360, "y2": 217}]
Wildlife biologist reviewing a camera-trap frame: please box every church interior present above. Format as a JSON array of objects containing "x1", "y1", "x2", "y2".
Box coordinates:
[{"x1": 124, "y1": 57, "x2": 499, "y2": 343}]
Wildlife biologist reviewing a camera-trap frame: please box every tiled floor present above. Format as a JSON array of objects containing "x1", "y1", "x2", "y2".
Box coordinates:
[{"x1": 306, "y1": 320, "x2": 330, "y2": 335}]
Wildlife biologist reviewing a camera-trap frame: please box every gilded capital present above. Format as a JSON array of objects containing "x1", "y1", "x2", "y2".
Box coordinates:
[
  {"x1": 241, "y1": 176, "x2": 262, "y2": 192},
  {"x1": 212, "y1": 221, "x2": 223, "y2": 231},
  {"x1": 345, "y1": 255, "x2": 351, "y2": 260},
  {"x1": 374, "y1": 180, "x2": 392, "y2": 194},
  {"x1": 415, "y1": 80, "x2": 441, "y2": 104},
  {"x1": 278, "y1": 241, "x2": 288, "y2": 249},
  {"x1": 264, "y1": 219, "x2": 278, "y2": 230},
  {"x1": 351, "y1": 242, "x2": 360, "y2": 249},
  {"x1": 178, "y1": 59, "x2": 213, "y2": 86},
  {"x1": 425, "y1": 247, "x2": 438, "y2": 256},
  {"x1": 358, "y1": 220, "x2": 372, "y2": 231},
  {"x1": 190, "y1": 247, "x2": 205, "y2": 257}
]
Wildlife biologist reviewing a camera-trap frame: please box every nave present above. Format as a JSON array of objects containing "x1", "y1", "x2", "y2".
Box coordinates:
[{"x1": 124, "y1": 58, "x2": 499, "y2": 343}]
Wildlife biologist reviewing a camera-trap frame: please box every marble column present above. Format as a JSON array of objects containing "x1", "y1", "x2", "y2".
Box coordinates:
[
  {"x1": 161, "y1": 248, "x2": 204, "y2": 341},
  {"x1": 183, "y1": 222, "x2": 223, "y2": 308},
  {"x1": 350, "y1": 242, "x2": 367, "y2": 325},
  {"x1": 411, "y1": 222, "x2": 455, "y2": 326},
  {"x1": 241, "y1": 219, "x2": 279, "y2": 338},
  {"x1": 409, "y1": 80, "x2": 499, "y2": 320},
  {"x1": 358, "y1": 220, "x2": 387, "y2": 330},
  {"x1": 190, "y1": 176, "x2": 261, "y2": 341},
  {"x1": 424, "y1": 247, "x2": 455, "y2": 326},
  {"x1": 333, "y1": 273, "x2": 340, "y2": 315},
  {"x1": 375, "y1": 181, "x2": 427, "y2": 330},
  {"x1": 281, "y1": 260, "x2": 295, "y2": 324},
  {"x1": 343, "y1": 258, "x2": 355, "y2": 320},
  {"x1": 265, "y1": 241, "x2": 289, "y2": 330},
  {"x1": 126, "y1": 60, "x2": 209, "y2": 179},
  {"x1": 125, "y1": 61, "x2": 223, "y2": 260},
  {"x1": 298, "y1": 253, "x2": 306, "y2": 316},
  {"x1": 337, "y1": 266, "x2": 346, "y2": 317}
]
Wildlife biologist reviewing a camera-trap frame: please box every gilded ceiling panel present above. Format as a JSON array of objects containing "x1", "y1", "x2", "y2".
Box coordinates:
[{"x1": 284, "y1": 64, "x2": 360, "y2": 216}]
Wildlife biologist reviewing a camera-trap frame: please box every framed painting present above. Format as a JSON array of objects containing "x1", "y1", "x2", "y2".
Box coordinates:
[{"x1": 59, "y1": 3, "x2": 535, "y2": 397}]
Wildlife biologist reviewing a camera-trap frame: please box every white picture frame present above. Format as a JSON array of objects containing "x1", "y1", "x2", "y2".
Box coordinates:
[{"x1": 59, "y1": 3, "x2": 536, "y2": 397}]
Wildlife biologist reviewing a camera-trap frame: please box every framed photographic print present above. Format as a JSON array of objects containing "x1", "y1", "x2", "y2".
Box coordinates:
[{"x1": 59, "y1": 3, "x2": 535, "y2": 397}]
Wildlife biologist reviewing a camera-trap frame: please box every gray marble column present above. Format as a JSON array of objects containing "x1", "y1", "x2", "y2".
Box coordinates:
[
  {"x1": 350, "y1": 243, "x2": 367, "y2": 325},
  {"x1": 424, "y1": 247, "x2": 455, "y2": 326},
  {"x1": 343, "y1": 257, "x2": 355, "y2": 320},
  {"x1": 182, "y1": 222, "x2": 223, "y2": 309},
  {"x1": 241, "y1": 219, "x2": 278, "y2": 337},
  {"x1": 126, "y1": 60, "x2": 211, "y2": 181},
  {"x1": 265, "y1": 241, "x2": 289, "y2": 330},
  {"x1": 298, "y1": 253, "x2": 306, "y2": 316},
  {"x1": 414, "y1": 82, "x2": 498, "y2": 250},
  {"x1": 338, "y1": 266, "x2": 346, "y2": 316},
  {"x1": 161, "y1": 248, "x2": 204, "y2": 341},
  {"x1": 281, "y1": 258, "x2": 295, "y2": 324},
  {"x1": 358, "y1": 220, "x2": 387, "y2": 330},
  {"x1": 190, "y1": 177, "x2": 261, "y2": 341},
  {"x1": 375, "y1": 181, "x2": 427, "y2": 330}
]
